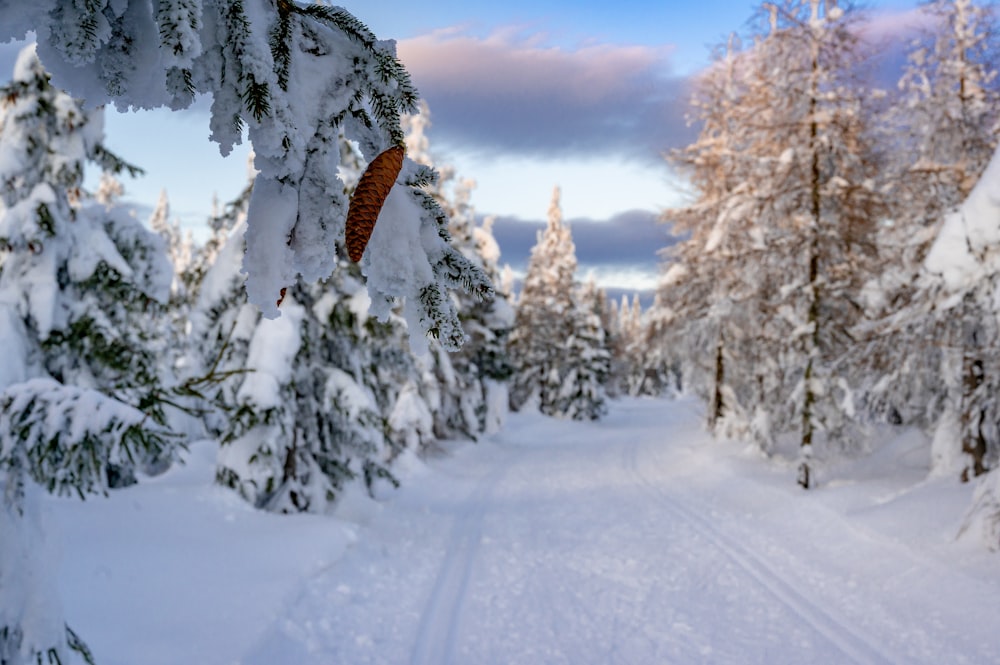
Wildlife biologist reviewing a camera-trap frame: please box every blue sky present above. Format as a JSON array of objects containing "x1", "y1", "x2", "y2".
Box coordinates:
[{"x1": 0, "y1": 0, "x2": 925, "y2": 296}]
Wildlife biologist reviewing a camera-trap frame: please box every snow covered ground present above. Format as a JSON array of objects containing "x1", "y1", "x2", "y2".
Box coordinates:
[{"x1": 47, "y1": 397, "x2": 1000, "y2": 664}]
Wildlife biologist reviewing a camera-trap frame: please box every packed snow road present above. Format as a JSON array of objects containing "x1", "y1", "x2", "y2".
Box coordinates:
[{"x1": 239, "y1": 399, "x2": 1000, "y2": 665}]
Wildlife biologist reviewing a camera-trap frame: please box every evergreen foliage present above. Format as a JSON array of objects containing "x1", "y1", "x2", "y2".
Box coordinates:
[
  {"x1": 607, "y1": 293, "x2": 664, "y2": 397},
  {"x1": 189, "y1": 166, "x2": 423, "y2": 513},
  {"x1": 510, "y1": 188, "x2": 609, "y2": 420},
  {"x1": 0, "y1": 45, "x2": 177, "y2": 665},
  {"x1": 0, "y1": 0, "x2": 493, "y2": 347},
  {"x1": 402, "y1": 102, "x2": 514, "y2": 438}
]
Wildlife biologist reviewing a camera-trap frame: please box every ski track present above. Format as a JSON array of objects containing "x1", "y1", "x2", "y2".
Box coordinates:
[
  {"x1": 229, "y1": 399, "x2": 999, "y2": 665},
  {"x1": 622, "y1": 435, "x2": 899, "y2": 665},
  {"x1": 409, "y1": 448, "x2": 515, "y2": 665}
]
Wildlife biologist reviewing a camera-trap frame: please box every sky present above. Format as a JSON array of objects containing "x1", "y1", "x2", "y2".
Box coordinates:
[{"x1": 0, "y1": 0, "x2": 926, "y2": 299}]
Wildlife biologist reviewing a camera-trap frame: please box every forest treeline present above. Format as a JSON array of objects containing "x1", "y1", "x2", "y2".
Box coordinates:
[{"x1": 655, "y1": 0, "x2": 1000, "y2": 493}]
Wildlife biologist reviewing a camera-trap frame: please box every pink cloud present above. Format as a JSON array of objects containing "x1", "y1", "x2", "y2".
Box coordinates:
[
  {"x1": 394, "y1": 26, "x2": 690, "y2": 161},
  {"x1": 399, "y1": 27, "x2": 674, "y2": 104}
]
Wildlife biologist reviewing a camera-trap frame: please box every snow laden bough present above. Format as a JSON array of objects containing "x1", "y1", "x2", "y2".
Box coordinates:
[{"x1": 0, "y1": 0, "x2": 493, "y2": 349}]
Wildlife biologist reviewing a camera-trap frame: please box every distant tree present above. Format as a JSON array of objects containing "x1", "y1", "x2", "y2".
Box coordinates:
[
  {"x1": 613, "y1": 294, "x2": 665, "y2": 397},
  {"x1": 632, "y1": 293, "x2": 682, "y2": 397},
  {"x1": 509, "y1": 187, "x2": 608, "y2": 420},
  {"x1": 149, "y1": 190, "x2": 195, "y2": 300},
  {"x1": 0, "y1": 1, "x2": 492, "y2": 344},
  {"x1": 149, "y1": 190, "x2": 199, "y2": 423},
  {"x1": 561, "y1": 279, "x2": 611, "y2": 420}
]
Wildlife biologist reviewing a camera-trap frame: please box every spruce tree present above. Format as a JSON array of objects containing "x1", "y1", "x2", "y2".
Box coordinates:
[
  {"x1": 192, "y1": 158, "x2": 437, "y2": 513},
  {"x1": 509, "y1": 188, "x2": 608, "y2": 420},
  {"x1": 402, "y1": 102, "x2": 514, "y2": 438},
  {"x1": 0, "y1": 45, "x2": 175, "y2": 665},
  {"x1": 561, "y1": 280, "x2": 611, "y2": 420}
]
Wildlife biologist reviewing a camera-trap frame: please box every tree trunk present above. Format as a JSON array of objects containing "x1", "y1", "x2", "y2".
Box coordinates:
[
  {"x1": 799, "y1": 43, "x2": 822, "y2": 490},
  {"x1": 960, "y1": 298, "x2": 987, "y2": 481},
  {"x1": 709, "y1": 331, "x2": 726, "y2": 432}
]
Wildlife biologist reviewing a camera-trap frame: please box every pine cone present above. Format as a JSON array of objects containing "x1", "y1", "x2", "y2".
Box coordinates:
[{"x1": 346, "y1": 145, "x2": 405, "y2": 262}]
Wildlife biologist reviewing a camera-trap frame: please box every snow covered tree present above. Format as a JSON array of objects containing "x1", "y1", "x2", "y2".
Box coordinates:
[
  {"x1": 191, "y1": 146, "x2": 444, "y2": 513},
  {"x1": 149, "y1": 189, "x2": 194, "y2": 300},
  {"x1": 402, "y1": 102, "x2": 514, "y2": 438},
  {"x1": 913, "y1": 146, "x2": 1000, "y2": 482},
  {"x1": 747, "y1": 1, "x2": 884, "y2": 486},
  {"x1": 560, "y1": 279, "x2": 611, "y2": 420},
  {"x1": 509, "y1": 187, "x2": 608, "y2": 420},
  {"x1": 0, "y1": 1, "x2": 492, "y2": 347},
  {"x1": 631, "y1": 293, "x2": 682, "y2": 397},
  {"x1": 0, "y1": 45, "x2": 175, "y2": 665},
  {"x1": 918, "y1": 146, "x2": 1000, "y2": 544},
  {"x1": 662, "y1": 32, "x2": 775, "y2": 439},
  {"x1": 893, "y1": 0, "x2": 998, "y2": 224},
  {"x1": 860, "y1": 0, "x2": 1000, "y2": 480},
  {"x1": 610, "y1": 294, "x2": 663, "y2": 397},
  {"x1": 660, "y1": 2, "x2": 885, "y2": 482},
  {"x1": 149, "y1": 190, "x2": 199, "y2": 418}
]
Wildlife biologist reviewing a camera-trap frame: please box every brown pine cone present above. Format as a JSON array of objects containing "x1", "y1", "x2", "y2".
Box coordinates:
[{"x1": 346, "y1": 144, "x2": 405, "y2": 262}]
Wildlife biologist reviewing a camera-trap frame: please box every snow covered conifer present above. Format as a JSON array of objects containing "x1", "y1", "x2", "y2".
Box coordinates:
[
  {"x1": 0, "y1": 1, "x2": 493, "y2": 347},
  {"x1": 0, "y1": 45, "x2": 175, "y2": 665},
  {"x1": 560, "y1": 279, "x2": 610, "y2": 420},
  {"x1": 911, "y1": 145, "x2": 1000, "y2": 484},
  {"x1": 612, "y1": 294, "x2": 662, "y2": 397},
  {"x1": 192, "y1": 166, "x2": 440, "y2": 513},
  {"x1": 509, "y1": 188, "x2": 608, "y2": 420},
  {"x1": 402, "y1": 102, "x2": 514, "y2": 437},
  {"x1": 0, "y1": 45, "x2": 175, "y2": 477}
]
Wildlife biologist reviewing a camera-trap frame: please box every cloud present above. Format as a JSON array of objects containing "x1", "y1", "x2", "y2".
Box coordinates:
[
  {"x1": 397, "y1": 27, "x2": 695, "y2": 164},
  {"x1": 860, "y1": 7, "x2": 932, "y2": 44},
  {"x1": 854, "y1": 8, "x2": 934, "y2": 88},
  {"x1": 492, "y1": 210, "x2": 673, "y2": 307}
]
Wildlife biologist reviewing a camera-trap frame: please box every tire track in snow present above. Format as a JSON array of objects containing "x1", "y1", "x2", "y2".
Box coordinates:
[
  {"x1": 409, "y1": 450, "x2": 514, "y2": 665},
  {"x1": 623, "y1": 439, "x2": 899, "y2": 665}
]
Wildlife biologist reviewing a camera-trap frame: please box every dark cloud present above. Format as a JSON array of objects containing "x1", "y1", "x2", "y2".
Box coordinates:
[
  {"x1": 490, "y1": 208, "x2": 679, "y2": 274},
  {"x1": 398, "y1": 28, "x2": 696, "y2": 164}
]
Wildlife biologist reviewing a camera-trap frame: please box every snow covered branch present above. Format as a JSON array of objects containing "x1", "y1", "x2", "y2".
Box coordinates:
[{"x1": 0, "y1": 1, "x2": 491, "y2": 344}]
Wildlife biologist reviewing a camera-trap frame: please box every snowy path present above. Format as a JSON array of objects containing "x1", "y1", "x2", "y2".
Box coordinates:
[
  {"x1": 237, "y1": 399, "x2": 1000, "y2": 665},
  {"x1": 46, "y1": 397, "x2": 1000, "y2": 664}
]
